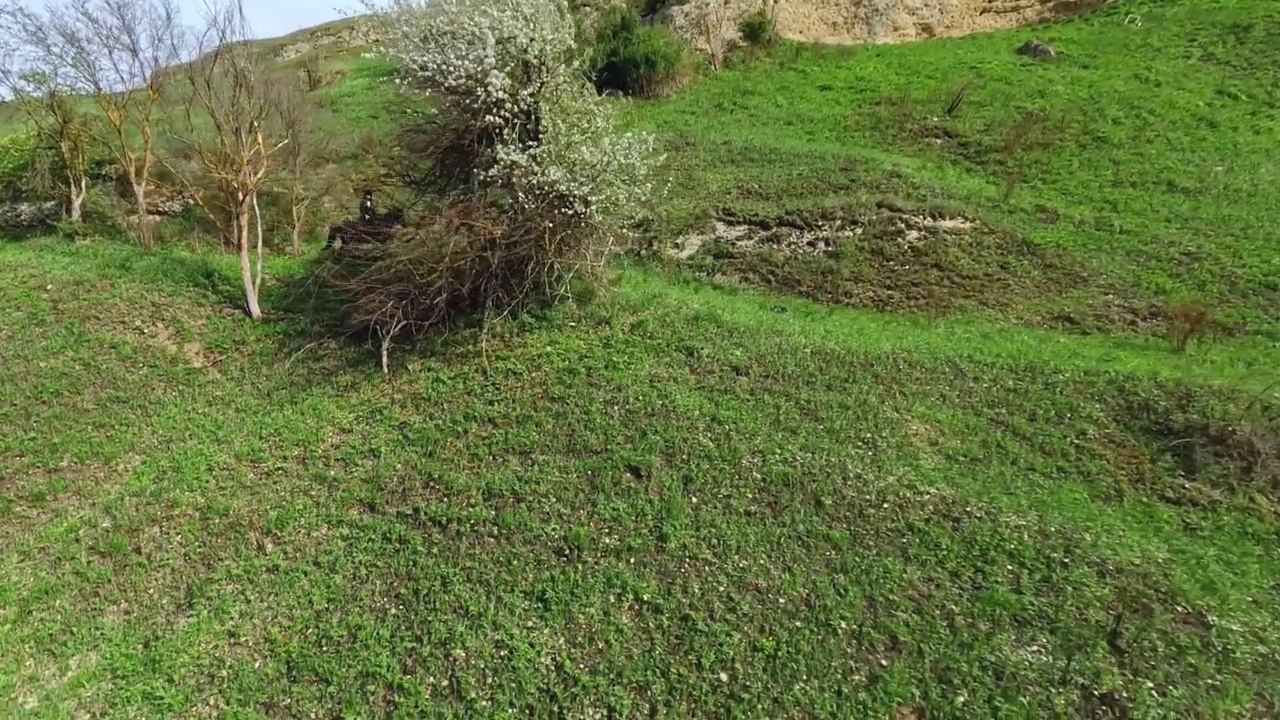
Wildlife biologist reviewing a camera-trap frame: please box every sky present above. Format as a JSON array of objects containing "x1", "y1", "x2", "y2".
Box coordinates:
[
  {"x1": 14, "y1": 0, "x2": 353, "y2": 41},
  {"x1": 0, "y1": 0, "x2": 359, "y2": 99},
  {"x1": 186, "y1": 0, "x2": 351, "y2": 39}
]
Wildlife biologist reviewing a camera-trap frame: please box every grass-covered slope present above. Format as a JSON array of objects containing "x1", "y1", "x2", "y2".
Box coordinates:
[
  {"x1": 3, "y1": 240, "x2": 1278, "y2": 717},
  {"x1": 631, "y1": 0, "x2": 1280, "y2": 336},
  {"x1": 2, "y1": 0, "x2": 1279, "y2": 717}
]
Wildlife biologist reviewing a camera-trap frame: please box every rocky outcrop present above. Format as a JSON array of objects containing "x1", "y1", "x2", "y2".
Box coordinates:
[
  {"x1": 273, "y1": 20, "x2": 383, "y2": 62},
  {"x1": 0, "y1": 201, "x2": 61, "y2": 229},
  {"x1": 665, "y1": 0, "x2": 1113, "y2": 48},
  {"x1": 0, "y1": 188, "x2": 192, "y2": 230},
  {"x1": 148, "y1": 188, "x2": 195, "y2": 216}
]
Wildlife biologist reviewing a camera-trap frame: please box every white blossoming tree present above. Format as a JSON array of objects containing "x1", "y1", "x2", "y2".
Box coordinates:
[
  {"x1": 366, "y1": 0, "x2": 660, "y2": 226},
  {"x1": 330, "y1": 0, "x2": 664, "y2": 371}
]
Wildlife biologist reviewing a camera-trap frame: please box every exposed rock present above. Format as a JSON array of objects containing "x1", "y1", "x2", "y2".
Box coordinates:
[
  {"x1": 148, "y1": 191, "x2": 195, "y2": 217},
  {"x1": 671, "y1": 219, "x2": 858, "y2": 259},
  {"x1": 0, "y1": 201, "x2": 61, "y2": 229},
  {"x1": 663, "y1": 0, "x2": 1111, "y2": 50},
  {"x1": 273, "y1": 21, "x2": 383, "y2": 61},
  {"x1": 1017, "y1": 39, "x2": 1056, "y2": 59},
  {"x1": 670, "y1": 210, "x2": 976, "y2": 259},
  {"x1": 274, "y1": 43, "x2": 311, "y2": 62}
]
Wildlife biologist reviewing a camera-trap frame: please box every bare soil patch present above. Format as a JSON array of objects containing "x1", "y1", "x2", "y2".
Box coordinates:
[{"x1": 664, "y1": 0, "x2": 1113, "y2": 49}]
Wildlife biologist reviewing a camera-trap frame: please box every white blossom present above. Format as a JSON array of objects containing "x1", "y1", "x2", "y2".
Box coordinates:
[{"x1": 361, "y1": 0, "x2": 662, "y2": 227}]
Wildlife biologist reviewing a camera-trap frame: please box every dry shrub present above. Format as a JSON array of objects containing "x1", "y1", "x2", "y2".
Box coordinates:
[
  {"x1": 874, "y1": 89, "x2": 917, "y2": 133},
  {"x1": 386, "y1": 107, "x2": 493, "y2": 199},
  {"x1": 997, "y1": 106, "x2": 1079, "y2": 159},
  {"x1": 1000, "y1": 108, "x2": 1049, "y2": 156},
  {"x1": 1000, "y1": 167, "x2": 1021, "y2": 203},
  {"x1": 1166, "y1": 302, "x2": 1213, "y2": 352},
  {"x1": 318, "y1": 197, "x2": 609, "y2": 371},
  {"x1": 944, "y1": 80, "x2": 972, "y2": 117},
  {"x1": 298, "y1": 53, "x2": 347, "y2": 92}
]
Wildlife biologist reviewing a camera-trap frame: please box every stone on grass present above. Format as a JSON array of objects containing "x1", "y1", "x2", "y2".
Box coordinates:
[{"x1": 1017, "y1": 39, "x2": 1056, "y2": 60}]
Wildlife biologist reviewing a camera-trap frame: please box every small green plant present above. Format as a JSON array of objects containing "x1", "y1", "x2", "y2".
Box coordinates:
[
  {"x1": 591, "y1": 5, "x2": 691, "y2": 98},
  {"x1": 563, "y1": 525, "x2": 593, "y2": 560},
  {"x1": 0, "y1": 132, "x2": 39, "y2": 202}
]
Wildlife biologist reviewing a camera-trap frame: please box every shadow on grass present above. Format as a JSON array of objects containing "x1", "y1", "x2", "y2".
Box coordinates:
[
  {"x1": 61, "y1": 229, "x2": 592, "y2": 377},
  {"x1": 0, "y1": 226, "x2": 57, "y2": 243},
  {"x1": 85, "y1": 244, "x2": 251, "y2": 312}
]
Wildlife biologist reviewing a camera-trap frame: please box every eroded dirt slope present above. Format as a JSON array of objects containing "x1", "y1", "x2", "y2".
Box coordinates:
[{"x1": 665, "y1": 0, "x2": 1114, "y2": 46}]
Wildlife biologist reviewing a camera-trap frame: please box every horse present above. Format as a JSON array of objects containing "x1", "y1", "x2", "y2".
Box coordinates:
[{"x1": 325, "y1": 206, "x2": 407, "y2": 252}]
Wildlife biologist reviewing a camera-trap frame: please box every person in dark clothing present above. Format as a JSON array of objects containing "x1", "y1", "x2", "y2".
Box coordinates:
[{"x1": 359, "y1": 189, "x2": 375, "y2": 222}]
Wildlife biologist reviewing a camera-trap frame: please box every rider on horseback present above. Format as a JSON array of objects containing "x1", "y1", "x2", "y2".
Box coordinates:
[{"x1": 326, "y1": 188, "x2": 405, "y2": 252}]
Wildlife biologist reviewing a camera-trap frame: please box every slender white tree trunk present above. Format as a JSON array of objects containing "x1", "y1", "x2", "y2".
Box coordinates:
[
  {"x1": 67, "y1": 172, "x2": 87, "y2": 223},
  {"x1": 237, "y1": 195, "x2": 262, "y2": 319},
  {"x1": 132, "y1": 176, "x2": 152, "y2": 246},
  {"x1": 252, "y1": 189, "x2": 265, "y2": 298},
  {"x1": 290, "y1": 197, "x2": 305, "y2": 255}
]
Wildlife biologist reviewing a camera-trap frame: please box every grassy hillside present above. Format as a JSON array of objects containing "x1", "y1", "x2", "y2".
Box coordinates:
[
  {"x1": 2, "y1": 0, "x2": 1279, "y2": 717},
  {"x1": 0, "y1": 16, "x2": 399, "y2": 221},
  {"x1": 632, "y1": 0, "x2": 1280, "y2": 337}
]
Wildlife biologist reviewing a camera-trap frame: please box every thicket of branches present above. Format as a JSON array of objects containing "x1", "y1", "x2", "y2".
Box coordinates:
[{"x1": 322, "y1": 0, "x2": 663, "y2": 370}]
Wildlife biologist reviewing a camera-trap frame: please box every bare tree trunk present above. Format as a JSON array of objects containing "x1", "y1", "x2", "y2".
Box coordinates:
[
  {"x1": 236, "y1": 198, "x2": 262, "y2": 319},
  {"x1": 132, "y1": 178, "x2": 152, "y2": 246},
  {"x1": 252, "y1": 189, "x2": 265, "y2": 298},
  {"x1": 67, "y1": 172, "x2": 87, "y2": 223},
  {"x1": 694, "y1": 3, "x2": 729, "y2": 71},
  {"x1": 290, "y1": 200, "x2": 304, "y2": 255}
]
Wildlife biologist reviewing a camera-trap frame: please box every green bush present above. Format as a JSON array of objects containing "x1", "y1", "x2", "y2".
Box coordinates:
[
  {"x1": 0, "y1": 133, "x2": 39, "y2": 202},
  {"x1": 0, "y1": 130, "x2": 114, "y2": 206},
  {"x1": 591, "y1": 6, "x2": 689, "y2": 98},
  {"x1": 630, "y1": 0, "x2": 678, "y2": 16},
  {"x1": 738, "y1": 7, "x2": 779, "y2": 49}
]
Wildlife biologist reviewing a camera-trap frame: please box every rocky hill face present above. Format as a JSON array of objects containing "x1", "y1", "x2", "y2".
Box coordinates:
[{"x1": 664, "y1": 0, "x2": 1113, "y2": 47}]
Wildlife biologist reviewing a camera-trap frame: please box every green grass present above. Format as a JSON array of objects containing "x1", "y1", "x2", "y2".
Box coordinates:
[
  {"x1": 2, "y1": 241, "x2": 1278, "y2": 716},
  {"x1": 626, "y1": 0, "x2": 1280, "y2": 336},
  {"x1": 3, "y1": 0, "x2": 1280, "y2": 716}
]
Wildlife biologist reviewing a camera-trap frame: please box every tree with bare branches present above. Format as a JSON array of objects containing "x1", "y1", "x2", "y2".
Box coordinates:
[
  {"x1": 274, "y1": 81, "x2": 334, "y2": 255},
  {"x1": 0, "y1": 61, "x2": 94, "y2": 223},
  {"x1": 691, "y1": 0, "x2": 736, "y2": 71},
  {"x1": 0, "y1": 0, "x2": 184, "y2": 245},
  {"x1": 167, "y1": 0, "x2": 287, "y2": 319}
]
